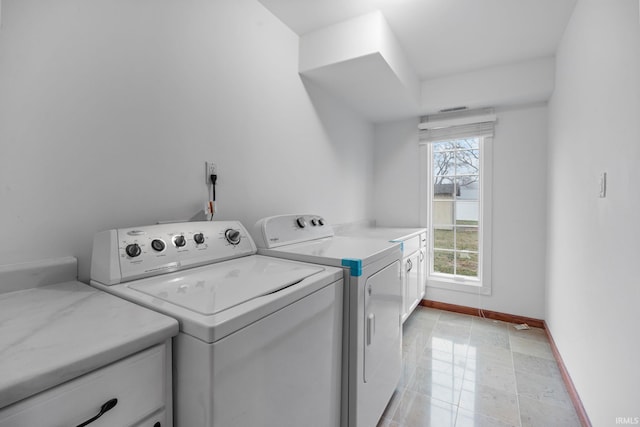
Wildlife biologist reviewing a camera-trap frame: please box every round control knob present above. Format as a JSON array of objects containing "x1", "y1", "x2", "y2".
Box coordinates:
[
  {"x1": 225, "y1": 229, "x2": 241, "y2": 245},
  {"x1": 296, "y1": 217, "x2": 307, "y2": 228},
  {"x1": 125, "y1": 243, "x2": 142, "y2": 258},
  {"x1": 311, "y1": 218, "x2": 318, "y2": 226},
  {"x1": 174, "y1": 235, "x2": 186, "y2": 248},
  {"x1": 151, "y1": 239, "x2": 166, "y2": 252},
  {"x1": 194, "y1": 233, "x2": 205, "y2": 245},
  {"x1": 318, "y1": 218, "x2": 325, "y2": 226}
]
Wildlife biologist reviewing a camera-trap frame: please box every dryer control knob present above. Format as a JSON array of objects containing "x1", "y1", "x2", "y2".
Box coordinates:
[
  {"x1": 318, "y1": 218, "x2": 325, "y2": 226},
  {"x1": 225, "y1": 229, "x2": 241, "y2": 245},
  {"x1": 311, "y1": 218, "x2": 318, "y2": 226},
  {"x1": 174, "y1": 235, "x2": 186, "y2": 248},
  {"x1": 194, "y1": 233, "x2": 205, "y2": 245},
  {"x1": 125, "y1": 243, "x2": 142, "y2": 258},
  {"x1": 151, "y1": 239, "x2": 166, "y2": 252},
  {"x1": 296, "y1": 217, "x2": 307, "y2": 228}
]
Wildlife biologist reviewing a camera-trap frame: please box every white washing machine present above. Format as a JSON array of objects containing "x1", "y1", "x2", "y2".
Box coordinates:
[
  {"x1": 90, "y1": 220, "x2": 343, "y2": 427},
  {"x1": 252, "y1": 214, "x2": 403, "y2": 427}
]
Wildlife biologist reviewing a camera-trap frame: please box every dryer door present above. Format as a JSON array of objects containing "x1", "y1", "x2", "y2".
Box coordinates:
[{"x1": 363, "y1": 260, "x2": 402, "y2": 383}]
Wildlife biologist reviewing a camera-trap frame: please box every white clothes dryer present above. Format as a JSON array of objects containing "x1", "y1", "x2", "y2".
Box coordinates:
[
  {"x1": 90, "y1": 220, "x2": 343, "y2": 427},
  {"x1": 252, "y1": 214, "x2": 403, "y2": 427}
]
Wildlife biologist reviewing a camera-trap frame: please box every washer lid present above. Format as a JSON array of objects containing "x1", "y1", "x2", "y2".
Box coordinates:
[{"x1": 128, "y1": 256, "x2": 323, "y2": 315}]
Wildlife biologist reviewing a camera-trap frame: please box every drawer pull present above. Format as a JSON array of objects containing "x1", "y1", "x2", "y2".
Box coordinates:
[{"x1": 76, "y1": 398, "x2": 118, "y2": 427}]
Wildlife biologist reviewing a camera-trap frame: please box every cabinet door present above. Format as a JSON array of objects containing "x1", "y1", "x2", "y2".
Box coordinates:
[
  {"x1": 418, "y1": 249, "x2": 426, "y2": 299},
  {"x1": 418, "y1": 233, "x2": 427, "y2": 299},
  {"x1": 404, "y1": 252, "x2": 420, "y2": 316}
]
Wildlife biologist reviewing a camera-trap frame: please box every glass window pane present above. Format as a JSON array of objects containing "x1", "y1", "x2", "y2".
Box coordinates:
[
  {"x1": 455, "y1": 201, "x2": 479, "y2": 224},
  {"x1": 434, "y1": 227, "x2": 454, "y2": 250},
  {"x1": 456, "y1": 149, "x2": 480, "y2": 175},
  {"x1": 455, "y1": 252, "x2": 478, "y2": 278},
  {"x1": 453, "y1": 138, "x2": 479, "y2": 150},
  {"x1": 434, "y1": 250, "x2": 454, "y2": 274},
  {"x1": 433, "y1": 151, "x2": 455, "y2": 177},
  {"x1": 456, "y1": 227, "x2": 478, "y2": 252},
  {"x1": 433, "y1": 141, "x2": 457, "y2": 152},
  {"x1": 456, "y1": 178, "x2": 479, "y2": 200},
  {"x1": 433, "y1": 178, "x2": 456, "y2": 200},
  {"x1": 432, "y1": 201, "x2": 454, "y2": 225}
]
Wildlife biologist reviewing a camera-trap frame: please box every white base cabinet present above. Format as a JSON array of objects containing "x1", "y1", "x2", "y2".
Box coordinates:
[
  {"x1": 0, "y1": 342, "x2": 172, "y2": 427},
  {"x1": 401, "y1": 232, "x2": 427, "y2": 323}
]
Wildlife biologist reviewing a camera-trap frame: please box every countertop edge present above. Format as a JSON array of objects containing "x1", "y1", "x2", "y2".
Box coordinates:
[{"x1": 0, "y1": 320, "x2": 178, "y2": 409}]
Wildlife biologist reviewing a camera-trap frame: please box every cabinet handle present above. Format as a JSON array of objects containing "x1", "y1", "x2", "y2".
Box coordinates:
[
  {"x1": 76, "y1": 398, "x2": 118, "y2": 427},
  {"x1": 420, "y1": 251, "x2": 424, "y2": 262},
  {"x1": 406, "y1": 259, "x2": 412, "y2": 272}
]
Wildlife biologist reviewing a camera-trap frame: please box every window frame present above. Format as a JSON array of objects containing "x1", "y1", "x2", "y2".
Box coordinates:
[{"x1": 420, "y1": 136, "x2": 493, "y2": 295}]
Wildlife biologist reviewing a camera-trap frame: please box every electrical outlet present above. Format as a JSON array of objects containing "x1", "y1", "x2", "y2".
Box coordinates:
[{"x1": 205, "y1": 161, "x2": 217, "y2": 184}]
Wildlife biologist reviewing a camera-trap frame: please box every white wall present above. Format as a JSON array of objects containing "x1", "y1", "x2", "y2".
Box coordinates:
[
  {"x1": 373, "y1": 117, "x2": 422, "y2": 227},
  {"x1": 0, "y1": 0, "x2": 374, "y2": 281},
  {"x1": 374, "y1": 104, "x2": 548, "y2": 319},
  {"x1": 420, "y1": 57, "x2": 556, "y2": 114},
  {"x1": 547, "y1": 0, "x2": 640, "y2": 424}
]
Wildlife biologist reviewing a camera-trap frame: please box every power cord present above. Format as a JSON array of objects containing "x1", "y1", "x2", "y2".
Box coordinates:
[{"x1": 209, "y1": 174, "x2": 217, "y2": 221}]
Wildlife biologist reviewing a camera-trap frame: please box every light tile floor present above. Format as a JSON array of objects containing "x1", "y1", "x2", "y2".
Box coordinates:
[{"x1": 377, "y1": 307, "x2": 582, "y2": 427}]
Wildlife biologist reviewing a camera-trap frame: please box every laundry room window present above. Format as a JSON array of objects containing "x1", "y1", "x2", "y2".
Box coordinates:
[{"x1": 418, "y1": 109, "x2": 494, "y2": 294}]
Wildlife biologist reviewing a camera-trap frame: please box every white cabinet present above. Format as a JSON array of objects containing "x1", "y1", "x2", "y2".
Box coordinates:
[
  {"x1": 400, "y1": 232, "x2": 427, "y2": 323},
  {"x1": 418, "y1": 232, "x2": 427, "y2": 301},
  {"x1": 0, "y1": 343, "x2": 172, "y2": 427},
  {"x1": 403, "y1": 250, "x2": 420, "y2": 321}
]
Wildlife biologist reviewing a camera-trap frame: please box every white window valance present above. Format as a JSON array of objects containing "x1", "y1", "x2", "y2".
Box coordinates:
[{"x1": 418, "y1": 108, "x2": 496, "y2": 143}]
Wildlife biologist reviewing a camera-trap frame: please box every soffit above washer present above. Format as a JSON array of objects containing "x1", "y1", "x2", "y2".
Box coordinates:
[{"x1": 258, "y1": 0, "x2": 577, "y2": 80}]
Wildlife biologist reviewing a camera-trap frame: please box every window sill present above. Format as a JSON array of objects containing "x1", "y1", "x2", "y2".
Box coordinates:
[{"x1": 427, "y1": 276, "x2": 491, "y2": 296}]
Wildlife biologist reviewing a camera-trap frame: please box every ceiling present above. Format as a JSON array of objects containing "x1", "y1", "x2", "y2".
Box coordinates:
[{"x1": 258, "y1": 0, "x2": 577, "y2": 80}]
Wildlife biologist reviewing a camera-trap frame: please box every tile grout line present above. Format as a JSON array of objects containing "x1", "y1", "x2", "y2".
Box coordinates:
[
  {"x1": 509, "y1": 332, "x2": 524, "y2": 427},
  {"x1": 454, "y1": 330, "x2": 471, "y2": 427},
  {"x1": 429, "y1": 311, "x2": 458, "y2": 426},
  {"x1": 432, "y1": 310, "x2": 464, "y2": 426}
]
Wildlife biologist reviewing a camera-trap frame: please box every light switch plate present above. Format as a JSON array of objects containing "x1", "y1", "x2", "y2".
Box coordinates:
[{"x1": 598, "y1": 172, "x2": 607, "y2": 198}]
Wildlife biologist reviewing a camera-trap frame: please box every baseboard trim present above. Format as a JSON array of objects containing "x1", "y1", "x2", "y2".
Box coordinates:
[
  {"x1": 419, "y1": 299, "x2": 591, "y2": 427},
  {"x1": 419, "y1": 299, "x2": 545, "y2": 329},
  {"x1": 543, "y1": 321, "x2": 592, "y2": 427}
]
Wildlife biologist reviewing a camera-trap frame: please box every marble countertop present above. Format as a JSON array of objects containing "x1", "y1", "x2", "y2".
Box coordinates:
[
  {"x1": 0, "y1": 280, "x2": 179, "y2": 408},
  {"x1": 337, "y1": 226, "x2": 427, "y2": 242}
]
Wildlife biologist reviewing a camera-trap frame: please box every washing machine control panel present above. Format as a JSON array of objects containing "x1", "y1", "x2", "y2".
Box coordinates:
[
  {"x1": 91, "y1": 221, "x2": 257, "y2": 285},
  {"x1": 252, "y1": 214, "x2": 333, "y2": 249}
]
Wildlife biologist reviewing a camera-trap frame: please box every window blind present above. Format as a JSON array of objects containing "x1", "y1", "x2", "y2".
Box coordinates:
[{"x1": 418, "y1": 108, "x2": 496, "y2": 143}]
